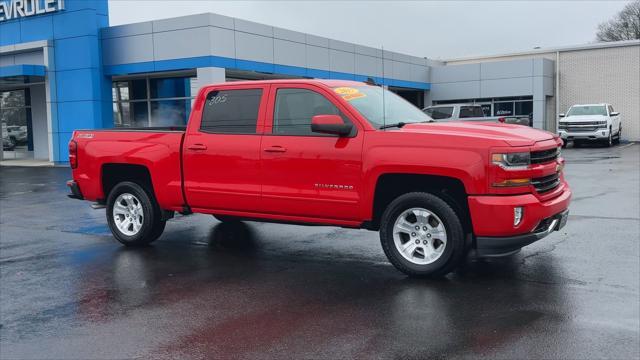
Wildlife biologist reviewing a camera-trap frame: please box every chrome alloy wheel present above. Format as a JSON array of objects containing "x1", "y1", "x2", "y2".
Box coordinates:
[
  {"x1": 113, "y1": 193, "x2": 144, "y2": 236},
  {"x1": 393, "y1": 207, "x2": 447, "y2": 265}
]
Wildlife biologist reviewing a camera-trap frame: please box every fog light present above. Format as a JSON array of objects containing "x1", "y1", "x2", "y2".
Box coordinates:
[{"x1": 514, "y1": 207, "x2": 523, "y2": 226}]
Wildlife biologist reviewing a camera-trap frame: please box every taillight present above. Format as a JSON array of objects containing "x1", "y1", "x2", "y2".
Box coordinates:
[
  {"x1": 69, "y1": 140, "x2": 78, "y2": 169},
  {"x1": 498, "y1": 117, "x2": 506, "y2": 123}
]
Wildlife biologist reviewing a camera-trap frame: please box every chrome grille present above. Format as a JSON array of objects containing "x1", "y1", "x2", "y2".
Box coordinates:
[
  {"x1": 532, "y1": 172, "x2": 560, "y2": 193},
  {"x1": 531, "y1": 147, "x2": 559, "y2": 165}
]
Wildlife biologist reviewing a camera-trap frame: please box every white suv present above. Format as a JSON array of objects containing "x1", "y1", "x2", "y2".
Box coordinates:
[{"x1": 558, "y1": 104, "x2": 622, "y2": 147}]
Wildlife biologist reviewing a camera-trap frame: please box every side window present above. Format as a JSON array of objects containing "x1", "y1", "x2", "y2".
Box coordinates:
[
  {"x1": 200, "y1": 89, "x2": 262, "y2": 134},
  {"x1": 459, "y1": 106, "x2": 484, "y2": 118},
  {"x1": 430, "y1": 107, "x2": 453, "y2": 120},
  {"x1": 273, "y1": 88, "x2": 349, "y2": 136}
]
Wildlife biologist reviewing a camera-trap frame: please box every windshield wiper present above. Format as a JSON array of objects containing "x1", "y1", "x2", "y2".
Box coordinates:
[{"x1": 379, "y1": 122, "x2": 406, "y2": 129}]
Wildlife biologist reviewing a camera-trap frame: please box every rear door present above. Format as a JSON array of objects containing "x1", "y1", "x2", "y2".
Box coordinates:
[
  {"x1": 260, "y1": 84, "x2": 364, "y2": 221},
  {"x1": 182, "y1": 84, "x2": 267, "y2": 212}
]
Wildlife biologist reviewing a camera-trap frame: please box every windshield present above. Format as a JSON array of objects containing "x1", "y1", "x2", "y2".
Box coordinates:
[
  {"x1": 567, "y1": 105, "x2": 607, "y2": 117},
  {"x1": 333, "y1": 86, "x2": 432, "y2": 128}
]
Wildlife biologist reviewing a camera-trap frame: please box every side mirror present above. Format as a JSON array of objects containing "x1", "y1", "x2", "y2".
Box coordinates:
[
  {"x1": 611, "y1": 112, "x2": 620, "y2": 116},
  {"x1": 311, "y1": 115, "x2": 353, "y2": 136},
  {"x1": 558, "y1": 113, "x2": 565, "y2": 118}
]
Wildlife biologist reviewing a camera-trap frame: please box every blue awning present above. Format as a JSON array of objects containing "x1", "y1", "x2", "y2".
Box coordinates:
[{"x1": 0, "y1": 65, "x2": 46, "y2": 78}]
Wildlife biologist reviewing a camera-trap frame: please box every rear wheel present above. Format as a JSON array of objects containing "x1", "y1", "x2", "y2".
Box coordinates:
[
  {"x1": 379, "y1": 192, "x2": 466, "y2": 277},
  {"x1": 106, "y1": 182, "x2": 166, "y2": 246}
]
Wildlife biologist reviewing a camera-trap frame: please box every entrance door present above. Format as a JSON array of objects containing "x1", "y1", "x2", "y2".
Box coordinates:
[{"x1": 1, "y1": 89, "x2": 33, "y2": 160}]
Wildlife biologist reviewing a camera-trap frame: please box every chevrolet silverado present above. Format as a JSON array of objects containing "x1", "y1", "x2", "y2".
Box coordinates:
[{"x1": 67, "y1": 80, "x2": 571, "y2": 277}]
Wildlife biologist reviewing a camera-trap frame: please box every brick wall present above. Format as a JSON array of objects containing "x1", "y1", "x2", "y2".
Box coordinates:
[{"x1": 558, "y1": 45, "x2": 640, "y2": 141}]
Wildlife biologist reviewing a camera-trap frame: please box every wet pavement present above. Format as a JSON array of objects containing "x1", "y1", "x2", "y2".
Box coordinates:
[{"x1": 1, "y1": 144, "x2": 638, "y2": 359}]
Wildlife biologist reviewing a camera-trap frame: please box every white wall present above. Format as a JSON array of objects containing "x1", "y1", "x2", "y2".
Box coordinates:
[{"x1": 29, "y1": 85, "x2": 49, "y2": 160}]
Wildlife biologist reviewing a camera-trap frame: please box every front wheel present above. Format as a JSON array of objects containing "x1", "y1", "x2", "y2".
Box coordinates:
[
  {"x1": 106, "y1": 182, "x2": 166, "y2": 246},
  {"x1": 604, "y1": 128, "x2": 613, "y2": 147},
  {"x1": 379, "y1": 192, "x2": 466, "y2": 277}
]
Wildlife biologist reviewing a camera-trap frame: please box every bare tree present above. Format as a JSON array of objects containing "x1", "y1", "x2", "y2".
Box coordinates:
[{"x1": 596, "y1": 0, "x2": 640, "y2": 41}]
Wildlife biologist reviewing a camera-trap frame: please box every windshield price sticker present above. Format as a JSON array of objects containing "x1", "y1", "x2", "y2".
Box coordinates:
[{"x1": 334, "y1": 87, "x2": 366, "y2": 101}]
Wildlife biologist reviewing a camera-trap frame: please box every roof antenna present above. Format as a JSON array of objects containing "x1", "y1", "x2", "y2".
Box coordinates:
[{"x1": 381, "y1": 45, "x2": 386, "y2": 130}]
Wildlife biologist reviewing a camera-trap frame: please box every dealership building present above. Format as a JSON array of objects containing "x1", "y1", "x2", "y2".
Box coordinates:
[{"x1": 1, "y1": 0, "x2": 639, "y2": 164}]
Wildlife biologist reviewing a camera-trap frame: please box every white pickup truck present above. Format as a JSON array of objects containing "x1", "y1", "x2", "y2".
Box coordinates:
[
  {"x1": 423, "y1": 104, "x2": 530, "y2": 126},
  {"x1": 558, "y1": 103, "x2": 622, "y2": 147}
]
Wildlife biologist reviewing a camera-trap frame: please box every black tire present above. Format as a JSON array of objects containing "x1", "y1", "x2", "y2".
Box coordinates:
[
  {"x1": 379, "y1": 192, "x2": 466, "y2": 277},
  {"x1": 602, "y1": 127, "x2": 613, "y2": 147},
  {"x1": 106, "y1": 181, "x2": 166, "y2": 246},
  {"x1": 614, "y1": 126, "x2": 622, "y2": 144}
]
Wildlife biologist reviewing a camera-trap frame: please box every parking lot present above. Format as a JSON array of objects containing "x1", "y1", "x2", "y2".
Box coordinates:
[{"x1": 0, "y1": 143, "x2": 638, "y2": 359}]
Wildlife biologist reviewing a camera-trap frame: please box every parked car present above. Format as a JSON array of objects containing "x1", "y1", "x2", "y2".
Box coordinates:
[
  {"x1": 6, "y1": 125, "x2": 28, "y2": 145},
  {"x1": 67, "y1": 79, "x2": 571, "y2": 277},
  {"x1": 3, "y1": 136, "x2": 16, "y2": 151},
  {"x1": 557, "y1": 103, "x2": 622, "y2": 147},
  {"x1": 423, "y1": 104, "x2": 530, "y2": 126},
  {"x1": 1, "y1": 124, "x2": 16, "y2": 150}
]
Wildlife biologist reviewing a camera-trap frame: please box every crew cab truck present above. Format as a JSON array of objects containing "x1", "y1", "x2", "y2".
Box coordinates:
[{"x1": 67, "y1": 80, "x2": 571, "y2": 277}]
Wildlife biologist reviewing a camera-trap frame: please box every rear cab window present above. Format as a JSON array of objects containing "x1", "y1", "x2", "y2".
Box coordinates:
[
  {"x1": 200, "y1": 88, "x2": 263, "y2": 134},
  {"x1": 459, "y1": 106, "x2": 485, "y2": 118},
  {"x1": 427, "y1": 107, "x2": 453, "y2": 120}
]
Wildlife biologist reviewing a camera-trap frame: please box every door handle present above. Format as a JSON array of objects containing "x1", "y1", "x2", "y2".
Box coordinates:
[
  {"x1": 187, "y1": 143, "x2": 208, "y2": 151},
  {"x1": 264, "y1": 145, "x2": 287, "y2": 153}
]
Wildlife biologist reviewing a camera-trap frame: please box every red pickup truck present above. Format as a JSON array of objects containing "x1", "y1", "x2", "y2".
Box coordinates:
[{"x1": 67, "y1": 79, "x2": 571, "y2": 277}]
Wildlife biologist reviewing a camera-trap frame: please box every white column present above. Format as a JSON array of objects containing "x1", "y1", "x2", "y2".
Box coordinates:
[{"x1": 30, "y1": 85, "x2": 49, "y2": 160}]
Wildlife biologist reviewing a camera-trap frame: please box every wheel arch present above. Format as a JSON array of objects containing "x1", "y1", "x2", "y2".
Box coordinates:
[
  {"x1": 367, "y1": 173, "x2": 473, "y2": 234},
  {"x1": 101, "y1": 163, "x2": 155, "y2": 202}
]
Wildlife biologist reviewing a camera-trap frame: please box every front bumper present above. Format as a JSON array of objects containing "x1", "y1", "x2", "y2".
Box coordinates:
[
  {"x1": 558, "y1": 128, "x2": 609, "y2": 140},
  {"x1": 475, "y1": 209, "x2": 569, "y2": 256}
]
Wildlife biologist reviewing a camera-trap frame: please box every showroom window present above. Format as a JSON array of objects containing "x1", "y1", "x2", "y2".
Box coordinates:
[
  {"x1": 435, "y1": 97, "x2": 533, "y2": 118},
  {"x1": 112, "y1": 76, "x2": 195, "y2": 127}
]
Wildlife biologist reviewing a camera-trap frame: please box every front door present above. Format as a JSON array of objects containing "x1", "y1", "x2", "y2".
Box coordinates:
[
  {"x1": 182, "y1": 84, "x2": 267, "y2": 213},
  {"x1": 260, "y1": 84, "x2": 364, "y2": 221}
]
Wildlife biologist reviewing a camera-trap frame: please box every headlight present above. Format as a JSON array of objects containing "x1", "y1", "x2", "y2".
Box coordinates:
[{"x1": 492, "y1": 152, "x2": 531, "y2": 169}]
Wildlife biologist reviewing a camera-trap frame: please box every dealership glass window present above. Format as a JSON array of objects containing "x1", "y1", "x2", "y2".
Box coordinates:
[
  {"x1": 494, "y1": 102, "x2": 514, "y2": 116},
  {"x1": 515, "y1": 101, "x2": 533, "y2": 116},
  {"x1": 1, "y1": 89, "x2": 33, "y2": 154},
  {"x1": 200, "y1": 89, "x2": 262, "y2": 134},
  {"x1": 112, "y1": 76, "x2": 195, "y2": 127}
]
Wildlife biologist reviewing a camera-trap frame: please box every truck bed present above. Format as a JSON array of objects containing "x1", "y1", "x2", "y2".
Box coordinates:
[{"x1": 71, "y1": 128, "x2": 186, "y2": 210}]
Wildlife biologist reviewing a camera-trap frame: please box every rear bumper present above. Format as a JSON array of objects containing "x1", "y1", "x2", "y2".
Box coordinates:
[
  {"x1": 66, "y1": 180, "x2": 84, "y2": 200},
  {"x1": 475, "y1": 209, "x2": 569, "y2": 256}
]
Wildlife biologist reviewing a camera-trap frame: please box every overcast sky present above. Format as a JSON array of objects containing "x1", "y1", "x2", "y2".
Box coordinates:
[{"x1": 108, "y1": 0, "x2": 631, "y2": 59}]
